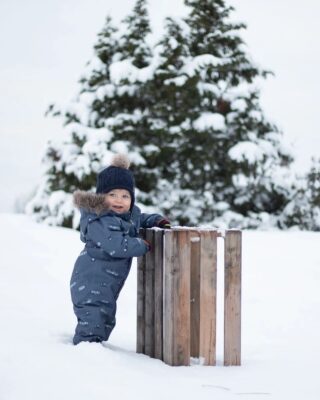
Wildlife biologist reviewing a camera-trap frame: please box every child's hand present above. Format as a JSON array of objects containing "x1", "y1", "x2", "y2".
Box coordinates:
[
  {"x1": 157, "y1": 219, "x2": 171, "y2": 229},
  {"x1": 143, "y1": 240, "x2": 152, "y2": 251}
]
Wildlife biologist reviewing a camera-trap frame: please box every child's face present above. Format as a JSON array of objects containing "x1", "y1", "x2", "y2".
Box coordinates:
[{"x1": 104, "y1": 189, "x2": 131, "y2": 213}]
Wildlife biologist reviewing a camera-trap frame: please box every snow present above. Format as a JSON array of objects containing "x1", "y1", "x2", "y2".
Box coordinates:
[
  {"x1": 193, "y1": 112, "x2": 226, "y2": 131},
  {"x1": 164, "y1": 76, "x2": 188, "y2": 86},
  {"x1": 231, "y1": 98, "x2": 247, "y2": 112},
  {"x1": 197, "y1": 82, "x2": 221, "y2": 97},
  {"x1": 1, "y1": 213, "x2": 320, "y2": 400},
  {"x1": 47, "y1": 190, "x2": 74, "y2": 219},
  {"x1": 109, "y1": 56, "x2": 161, "y2": 84},
  {"x1": 183, "y1": 54, "x2": 230, "y2": 77},
  {"x1": 96, "y1": 84, "x2": 116, "y2": 99},
  {"x1": 228, "y1": 141, "x2": 264, "y2": 164}
]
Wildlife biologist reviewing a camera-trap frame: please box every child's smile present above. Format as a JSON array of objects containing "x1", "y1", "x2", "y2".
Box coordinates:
[{"x1": 105, "y1": 189, "x2": 131, "y2": 214}]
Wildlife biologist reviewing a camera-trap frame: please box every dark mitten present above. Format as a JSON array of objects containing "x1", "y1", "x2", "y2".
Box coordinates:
[{"x1": 157, "y1": 218, "x2": 171, "y2": 229}]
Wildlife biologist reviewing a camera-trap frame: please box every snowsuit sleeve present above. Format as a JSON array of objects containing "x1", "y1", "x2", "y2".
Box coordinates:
[
  {"x1": 86, "y1": 216, "x2": 149, "y2": 258},
  {"x1": 139, "y1": 213, "x2": 163, "y2": 228}
]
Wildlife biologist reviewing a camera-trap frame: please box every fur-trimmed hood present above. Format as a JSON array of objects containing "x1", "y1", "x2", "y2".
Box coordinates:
[{"x1": 73, "y1": 190, "x2": 110, "y2": 215}]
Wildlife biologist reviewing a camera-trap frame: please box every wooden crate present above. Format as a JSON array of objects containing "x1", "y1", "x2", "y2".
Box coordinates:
[{"x1": 137, "y1": 228, "x2": 242, "y2": 366}]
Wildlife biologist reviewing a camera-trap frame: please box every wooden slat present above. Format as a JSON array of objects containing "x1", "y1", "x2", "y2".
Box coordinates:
[
  {"x1": 163, "y1": 230, "x2": 174, "y2": 365},
  {"x1": 190, "y1": 230, "x2": 200, "y2": 358},
  {"x1": 224, "y1": 230, "x2": 242, "y2": 366},
  {"x1": 136, "y1": 229, "x2": 146, "y2": 354},
  {"x1": 154, "y1": 230, "x2": 164, "y2": 360},
  {"x1": 199, "y1": 231, "x2": 217, "y2": 365},
  {"x1": 163, "y1": 230, "x2": 191, "y2": 366},
  {"x1": 144, "y1": 229, "x2": 155, "y2": 357}
]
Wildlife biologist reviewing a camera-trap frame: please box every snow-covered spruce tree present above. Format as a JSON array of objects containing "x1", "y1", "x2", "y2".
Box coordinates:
[
  {"x1": 131, "y1": 16, "x2": 205, "y2": 224},
  {"x1": 279, "y1": 159, "x2": 320, "y2": 231},
  {"x1": 113, "y1": 0, "x2": 295, "y2": 227},
  {"x1": 27, "y1": 0, "x2": 296, "y2": 229},
  {"x1": 95, "y1": 0, "x2": 159, "y2": 206},
  {"x1": 103, "y1": 0, "x2": 154, "y2": 155},
  {"x1": 26, "y1": 0, "x2": 156, "y2": 228},
  {"x1": 26, "y1": 15, "x2": 121, "y2": 228},
  {"x1": 118, "y1": 0, "x2": 152, "y2": 67},
  {"x1": 140, "y1": 0, "x2": 294, "y2": 227}
]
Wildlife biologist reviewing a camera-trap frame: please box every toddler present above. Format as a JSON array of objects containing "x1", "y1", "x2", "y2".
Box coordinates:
[{"x1": 70, "y1": 154, "x2": 170, "y2": 345}]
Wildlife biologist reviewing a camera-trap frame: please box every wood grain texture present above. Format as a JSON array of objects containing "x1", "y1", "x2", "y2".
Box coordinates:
[
  {"x1": 144, "y1": 229, "x2": 155, "y2": 357},
  {"x1": 224, "y1": 230, "x2": 242, "y2": 366},
  {"x1": 199, "y1": 231, "x2": 217, "y2": 366},
  {"x1": 190, "y1": 230, "x2": 200, "y2": 358},
  {"x1": 163, "y1": 230, "x2": 191, "y2": 366},
  {"x1": 163, "y1": 230, "x2": 174, "y2": 365},
  {"x1": 136, "y1": 229, "x2": 146, "y2": 354},
  {"x1": 154, "y1": 230, "x2": 164, "y2": 360}
]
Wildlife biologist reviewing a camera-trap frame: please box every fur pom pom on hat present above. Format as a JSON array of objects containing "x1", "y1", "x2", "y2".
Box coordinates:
[
  {"x1": 96, "y1": 154, "x2": 135, "y2": 209},
  {"x1": 111, "y1": 153, "x2": 131, "y2": 169}
]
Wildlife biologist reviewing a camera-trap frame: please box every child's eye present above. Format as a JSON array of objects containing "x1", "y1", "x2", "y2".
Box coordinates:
[{"x1": 123, "y1": 195, "x2": 130, "y2": 199}]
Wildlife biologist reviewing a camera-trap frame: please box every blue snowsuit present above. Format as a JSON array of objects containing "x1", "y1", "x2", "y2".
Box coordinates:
[{"x1": 70, "y1": 191, "x2": 163, "y2": 345}]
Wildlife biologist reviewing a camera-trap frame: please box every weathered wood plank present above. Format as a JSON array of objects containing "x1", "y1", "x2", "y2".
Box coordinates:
[
  {"x1": 199, "y1": 230, "x2": 217, "y2": 366},
  {"x1": 136, "y1": 229, "x2": 146, "y2": 354},
  {"x1": 163, "y1": 230, "x2": 174, "y2": 365},
  {"x1": 144, "y1": 229, "x2": 155, "y2": 357},
  {"x1": 190, "y1": 230, "x2": 200, "y2": 358},
  {"x1": 163, "y1": 230, "x2": 191, "y2": 366},
  {"x1": 154, "y1": 229, "x2": 164, "y2": 360},
  {"x1": 224, "y1": 230, "x2": 242, "y2": 366}
]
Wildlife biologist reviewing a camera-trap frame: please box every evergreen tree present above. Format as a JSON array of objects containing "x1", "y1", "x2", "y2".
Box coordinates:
[
  {"x1": 26, "y1": 15, "x2": 121, "y2": 227},
  {"x1": 132, "y1": 17, "x2": 203, "y2": 223},
  {"x1": 119, "y1": 0, "x2": 152, "y2": 67},
  {"x1": 177, "y1": 0, "x2": 294, "y2": 227},
  {"x1": 132, "y1": 0, "x2": 295, "y2": 226},
  {"x1": 27, "y1": 0, "x2": 298, "y2": 230},
  {"x1": 280, "y1": 159, "x2": 320, "y2": 231},
  {"x1": 26, "y1": 0, "x2": 155, "y2": 228},
  {"x1": 105, "y1": 0, "x2": 154, "y2": 145}
]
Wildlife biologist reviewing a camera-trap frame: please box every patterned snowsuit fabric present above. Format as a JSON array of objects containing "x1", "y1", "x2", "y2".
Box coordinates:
[{"x1": 70, "y1": 192, "x2": 162, "y2": 345}]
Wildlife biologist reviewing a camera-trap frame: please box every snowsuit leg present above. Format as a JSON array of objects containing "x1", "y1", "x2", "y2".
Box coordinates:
[{"x1": 70, "y1": 252, "x2": 131, "y2": 345}]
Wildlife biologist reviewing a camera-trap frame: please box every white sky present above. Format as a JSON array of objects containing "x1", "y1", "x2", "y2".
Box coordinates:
[{"x1": 1, "y1": 0, "x2": 319, "y2": 212}]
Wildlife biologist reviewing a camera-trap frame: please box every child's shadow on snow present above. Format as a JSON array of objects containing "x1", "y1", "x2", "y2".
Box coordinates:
[
  {"x1": 57, "y1": 333, "x2": 74, "y2": 345},
  {"x1": 101, "y1": 341, "x2": 135, "y2": 355}
]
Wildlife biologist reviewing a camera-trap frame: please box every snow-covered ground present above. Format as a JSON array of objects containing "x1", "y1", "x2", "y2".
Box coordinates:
[{"x1": 1, "y1": 213, "x2": 320, "y2": 400}]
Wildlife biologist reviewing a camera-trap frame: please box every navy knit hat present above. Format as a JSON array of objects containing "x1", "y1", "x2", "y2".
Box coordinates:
[{"x1": 96, "y1": 154, "x2": 135, "y2": 208}]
